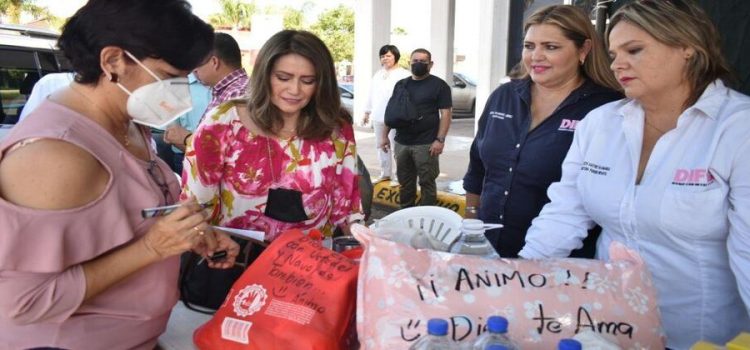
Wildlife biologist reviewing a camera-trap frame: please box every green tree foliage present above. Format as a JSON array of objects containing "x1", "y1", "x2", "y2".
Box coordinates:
[
  {"x1": 392, "y1": 26, "x2": 407, "y2": 36},
  {"x1": 310, "y1": 4, "x2": 354, "y2": 63},
  {"x1": 0, "y1": 0, "x2": 51, "y2": 24},
  {"x1": 209, "y1": 0, "x2": 257, "y2": 31},
  {"x1": 282, "y1": 6, "x2": 305, "y2": 30}
]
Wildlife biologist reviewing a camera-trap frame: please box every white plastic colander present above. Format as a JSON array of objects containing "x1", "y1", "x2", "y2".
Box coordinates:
[{"x1": 372, "y1": 206, "x2": 463, "y2": 251}]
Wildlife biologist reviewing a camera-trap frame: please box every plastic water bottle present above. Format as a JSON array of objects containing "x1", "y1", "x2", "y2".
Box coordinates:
[
  {"x1": 450, "y1": 219, "x2": 500, "y2": 259},
  {"x1": 472, "y1": 316, "x2": 518, "y2": 350},
  {"x1": 558, "y1": 338, "x2": 582, "y2": 350},
  {"x1": 484, "y1": 345, "x2": 510, "y2": 350},
  {"x1": 408, "y1": 318, "x2": 451, "y2": 350}
]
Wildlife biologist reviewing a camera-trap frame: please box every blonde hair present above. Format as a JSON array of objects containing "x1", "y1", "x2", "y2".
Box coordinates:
[
  {"x1": 608, "y1": 0, "x2": 733, "y2": 107},
  {"x1": 511, "y1": 5, "x2": 620, "y2": 91}
]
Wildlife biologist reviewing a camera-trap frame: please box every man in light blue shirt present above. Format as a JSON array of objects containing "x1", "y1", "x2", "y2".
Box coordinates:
[{"x1": 156, "y1": 73, "x2": 210, "y2": 174}]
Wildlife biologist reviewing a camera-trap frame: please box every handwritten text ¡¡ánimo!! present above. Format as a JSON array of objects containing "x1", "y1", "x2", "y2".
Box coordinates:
[{"x1": 401, "y1": 266, "x2": 634, "y2": 342}]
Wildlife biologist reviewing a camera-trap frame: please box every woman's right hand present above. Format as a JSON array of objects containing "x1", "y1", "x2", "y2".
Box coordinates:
[{"x1": 141, "y1": 199, "x2": 214, "y2": 259}]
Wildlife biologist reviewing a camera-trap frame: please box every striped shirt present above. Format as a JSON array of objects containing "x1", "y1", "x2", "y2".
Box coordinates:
[{"x1": 202, "y1": 68, "x2": 249, "y2": 121}]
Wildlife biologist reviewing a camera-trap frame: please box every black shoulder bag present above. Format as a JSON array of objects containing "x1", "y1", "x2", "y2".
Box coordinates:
[{"x1": 384, "y1": 78, "x2": 422, "y2": 129}]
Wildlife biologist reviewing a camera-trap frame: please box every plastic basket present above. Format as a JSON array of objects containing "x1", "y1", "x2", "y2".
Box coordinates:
[{"x1": 373, "y1": 206, "x2": 463, "y2": 250}]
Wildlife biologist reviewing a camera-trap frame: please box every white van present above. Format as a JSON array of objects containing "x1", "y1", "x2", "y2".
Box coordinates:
[{"x1": 0, "y1": 24, "x2": 70, "y2": 131}]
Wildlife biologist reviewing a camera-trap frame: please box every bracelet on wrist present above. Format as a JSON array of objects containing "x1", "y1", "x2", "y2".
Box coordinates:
[
  {"x1": 183, "y1": 133, "x2": 193, "y2": 146},
  {"x1": 465, "y1": 206, "x2": 478, "y2": 213}
]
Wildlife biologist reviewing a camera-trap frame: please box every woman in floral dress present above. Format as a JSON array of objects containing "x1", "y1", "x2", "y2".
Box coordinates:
[{"x1": 182, "y1": 30, "x2": 363, "y2": 241}]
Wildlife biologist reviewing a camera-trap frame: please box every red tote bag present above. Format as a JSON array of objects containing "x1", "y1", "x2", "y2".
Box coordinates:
[{"x1": 193, "y1": 230, "x2": 358, "y2": 350}]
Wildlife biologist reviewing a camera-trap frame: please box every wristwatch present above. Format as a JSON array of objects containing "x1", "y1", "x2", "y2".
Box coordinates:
[{"x1": 434, "y1": 136, "x2": 445, "y2": 143}]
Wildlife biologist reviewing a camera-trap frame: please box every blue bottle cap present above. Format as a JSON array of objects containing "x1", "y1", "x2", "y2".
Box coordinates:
[
  {"x1": 485, "y1": 345, "x2": 509, "y2": 350},
  {"x1": 558, "y1": 338, "x2": 582, "y2": 350},
  {"x1": 486, "y1": 316, "x2": 509, "y2": 333},
  {"x1": 426, "y1": 318, "x2": 449, "y2": 336}
]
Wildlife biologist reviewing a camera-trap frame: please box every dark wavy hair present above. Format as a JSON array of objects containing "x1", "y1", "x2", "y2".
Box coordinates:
[
  {"x1": 248, "y1": 30, "x2": 343, "y2": 140},
  {"x1": 58, "y1": 0, "x2": 214, "y2": 85}
]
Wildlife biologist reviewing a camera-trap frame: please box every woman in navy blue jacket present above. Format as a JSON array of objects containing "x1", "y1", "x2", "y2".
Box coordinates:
[{"x1": 463, "y1": 5, "x2": 622, "y2": 257}]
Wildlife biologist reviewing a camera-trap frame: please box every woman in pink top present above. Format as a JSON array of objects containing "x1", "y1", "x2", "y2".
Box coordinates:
[
  {"x1": 0, "y1": 1, "x2": 239, "y2": 349},
  {"x1": 182, "y1": 30, "x2": 364, "y2": 242}
]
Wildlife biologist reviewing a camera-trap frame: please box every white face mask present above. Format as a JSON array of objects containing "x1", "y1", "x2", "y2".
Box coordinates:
[{"x1": 114, "y1": 51, "x2": 192, "y2": 129}]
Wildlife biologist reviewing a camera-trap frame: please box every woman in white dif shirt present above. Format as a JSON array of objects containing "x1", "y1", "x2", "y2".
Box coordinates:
[
  {"x1": 519, "y1": 0, "x2": 750, "y2": 348},
  {"x1": 363, "y1": 44, "x2": 410, "y2": 182}
]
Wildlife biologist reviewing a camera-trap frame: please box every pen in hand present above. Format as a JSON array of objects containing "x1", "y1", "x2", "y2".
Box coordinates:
[
  {"x1": 141, "y1": 202, "x2": 213, "y2": 218},
  {"x1": 197, "y1": 250, "x2": 228, "y2": 265}
]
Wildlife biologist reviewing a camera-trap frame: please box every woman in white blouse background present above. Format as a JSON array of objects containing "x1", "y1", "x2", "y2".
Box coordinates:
[
  {"x1": 519, "y1": 0, "x2": 750, "y2": 348},
  {"x1": 363, "y1": 44, "x2": 411, "y2": 182}
]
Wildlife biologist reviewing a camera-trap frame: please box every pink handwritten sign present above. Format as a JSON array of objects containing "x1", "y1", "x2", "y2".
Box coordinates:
[{"x1": 352, "y1": 225, "x2": 665, "y2": 349}]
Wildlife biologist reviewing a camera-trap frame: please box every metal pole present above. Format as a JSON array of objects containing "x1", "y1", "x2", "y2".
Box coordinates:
[{"x1": 595, "y1": 0, "x2": 613, "y2": 36}]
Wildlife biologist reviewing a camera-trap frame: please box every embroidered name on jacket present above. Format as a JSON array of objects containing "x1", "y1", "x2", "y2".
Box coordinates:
[
  {"x1": 672, "y1": 168, "x2": 715, "y2": 187},
  {"x1": 558, "y1": 119, "x2": 578, "y2": 132},
  {"x1": 489, "y1": 111, "x2": 513, "y2": 120},
  {"x1": 581, "y1": 161, "x2": 610, "y2": 176}
]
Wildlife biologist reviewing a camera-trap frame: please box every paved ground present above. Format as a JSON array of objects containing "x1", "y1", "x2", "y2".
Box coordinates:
[
  {"x1": 354, "y1": 116, "x2": 475, "y2": 198},
  {"x1": 357, "y1": 116, "x2": 475, "y2": 221}
]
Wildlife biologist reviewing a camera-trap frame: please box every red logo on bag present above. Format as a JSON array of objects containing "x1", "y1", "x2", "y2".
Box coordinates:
[
  {"x1": 233, "y1": 284, "x2": 268, "y2": 317},
  {"x1": 193, "y1": 231, "x2": 359, "y2": 349}
]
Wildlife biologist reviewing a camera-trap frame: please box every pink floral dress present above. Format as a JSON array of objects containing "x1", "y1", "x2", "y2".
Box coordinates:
[{"x1": 181, "y1": 101, "x2": 363, "y2": 241}]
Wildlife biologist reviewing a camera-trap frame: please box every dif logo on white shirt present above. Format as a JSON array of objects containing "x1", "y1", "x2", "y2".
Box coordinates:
[
  {"x1": 558, "y1": 119, "x2": 578, "y2": 132},
  {"x1": 672, "y1": 168, "x2": 715, "y2": 187}
]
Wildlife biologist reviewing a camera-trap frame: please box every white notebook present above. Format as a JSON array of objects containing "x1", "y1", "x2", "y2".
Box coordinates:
[{"x1": 212, "y1": 226, "x2": 265, "y2": 243}]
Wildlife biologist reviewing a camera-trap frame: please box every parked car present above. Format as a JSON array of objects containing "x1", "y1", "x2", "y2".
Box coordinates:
[
  {"x1": 334, "y1": 84, "x2": 372, "y2": 221},
  {"x1": 452, "y1": 72, "x2": 476, "y2": 117},
  {"x1": 339, "y1": 84, "x2": 354, "y2": 116},
  {"x1": 0, "y1": 24, "x2": 70, "y2": 129},
  {"x1": 337, "y1": 75, "x2": 474, "y2": 119}
]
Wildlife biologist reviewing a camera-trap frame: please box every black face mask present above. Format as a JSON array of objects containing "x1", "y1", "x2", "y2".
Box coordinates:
[
  {"x1": 264, "y1": 187, "x2": 308, "y2": 223},
  {"x1": 411, "y1": 62, "x2": 429, "y2": 77}
]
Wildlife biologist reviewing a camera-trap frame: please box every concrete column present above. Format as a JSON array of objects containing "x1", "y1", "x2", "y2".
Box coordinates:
[
  {"x1": 475, "y1": 0, "x2": 510, "y2": 130},
  {"x1": 427, "y1": 0, "x2": 455, "y2": 81},
  {"x1": 353, "y1": 0, "x2": 391, "y2": 124}
]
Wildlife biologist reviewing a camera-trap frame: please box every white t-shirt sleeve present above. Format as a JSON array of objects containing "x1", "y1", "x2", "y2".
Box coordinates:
[
  {"x1": 365, "y1": 72, "x2": 377, "y2": 113},
  {"x1": 19, "y1": 73, "x2": 74, "y2": 122}
]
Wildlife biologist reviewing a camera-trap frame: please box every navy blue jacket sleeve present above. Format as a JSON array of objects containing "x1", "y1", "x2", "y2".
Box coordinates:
[{"x1": 463, "y1": 86, "x2": 501, "y2": 194}]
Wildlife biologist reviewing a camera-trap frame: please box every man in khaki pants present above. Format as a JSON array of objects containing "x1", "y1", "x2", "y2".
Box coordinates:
[{"x1": 382, "y1": 48, "x2": 452, "y2": 207}]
